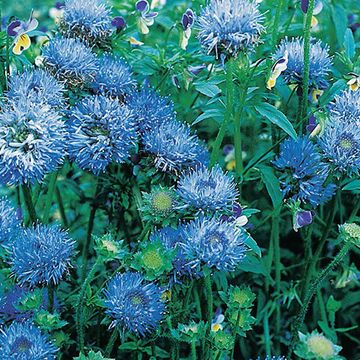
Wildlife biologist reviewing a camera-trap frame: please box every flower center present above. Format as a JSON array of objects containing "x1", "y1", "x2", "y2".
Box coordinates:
[
  {"x1": 152, "y1": 192, "x2": 173, "y2": 212},
  {"x1": 11, "y1": 336, "x2": 32, "y2": 354},
  {"x1": 129, "y1": 290, "x2": 147, "y2": 306},
  {"x1": 143, "y1": 250, "x2": 164, "y2": 270},
  {"x1": 307, "y1": 335, "x2": 334, "y2": 358}
]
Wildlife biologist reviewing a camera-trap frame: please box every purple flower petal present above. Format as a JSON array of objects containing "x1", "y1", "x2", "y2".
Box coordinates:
[
  {"x1": 55, "y1": 2, "x2": 65, "y2": 9},
  {"x1": 232, "y1": 202, "x2": 243, "y2": 218},
  {"x1": 7, "y1": 20, "x2": 21, "y2": 36},
  {"x1": 301, "y1": 0, "x2": 309, "y2": 13},
  {"x1": 182, "y1": 14, "x2": 189, "y2": 29},
  {"x1": 136, "y1": 0, "x2": 149, "y2": 13},
  {"x1": 223, "y1": 144, "x2": 234, "y2": 155},
  {"x1": 188, "y1": 64, "x2": 206, "y2": 76},
  {"x1": 306, "y1": 115, "x2": 317, "y2": 133},
  {"x1": 295, "y1": 210, "x2": 314, "y2": 230},
  {"x1": 144, "y1": 11, "x2": 158, "y2": 19},
  {"x1": 112, "y1": 16, "x2": 126, "y2": 30}
]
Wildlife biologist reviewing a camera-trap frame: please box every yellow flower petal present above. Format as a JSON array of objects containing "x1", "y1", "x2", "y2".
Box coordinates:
[
  {"x1": 128, "y1": 37, "x2": 144, "y2": 46},
  {"x1": 13, "y1": 34, "x2": 31, "y2": 55}
]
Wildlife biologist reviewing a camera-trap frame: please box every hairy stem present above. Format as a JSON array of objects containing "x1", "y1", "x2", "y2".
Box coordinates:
[
  {"x1": 288, "y1": 242, "x2": 352, "y2": 357},
  {"x1": 210, "y1": 58, "x2": 234, "y2": 167},
  {"x1": 22, "y1": 185, "x2": 38, "y2": 223},
  {"x1": 300, "y1": 0, "x2": 315, "y2": 120}
]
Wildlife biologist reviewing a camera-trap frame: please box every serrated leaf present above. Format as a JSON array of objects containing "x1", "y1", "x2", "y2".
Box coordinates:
[{"x1": 255, "y1": 103, "x2": 297, "y2": 139}]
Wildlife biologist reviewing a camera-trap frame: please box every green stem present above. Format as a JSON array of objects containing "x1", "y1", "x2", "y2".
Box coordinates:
[
  {"x1": 300, "y1": 0, "x2": 315, "y2": 121},
  {"x1": 55, "y1": 186, "x2": 69, "y2": 228},
  {"x1": 22, "y1": 185, "x2": 38, "y2": 223},
  {"x1": 43, "y1": 171, "x2": 58, "y2": 224},
  {"x1": 288, "y1": 242, "x2": 352, "y2": 357},
  {"x1": 105, "y1": 328, "x2": 118, "y2": 357},
  {"x1": 264, "y1": 309, "x2": 271, "y2": 356},
  {"x1": 316, "y1": 288, "x2": 329, "y2": 327},
  {"x1": 81, "y1": 181, "x2": 100, "y2": 282},
  {"x1": 234, "y1": 86, "x2": 247, "y2": 176},
  {"x1": 191, "y1": 340, "x2": 197, "y2": 360},
  {"x1": 203, "y1": 268, "x2": 213, "y2": 358},
  {"x1": 272, "y1": 206, "x2": 282, "y2": 345},
  {"x1": 76, "y1": 258, "x2": 101, "y2": 352},
  {"x1": 210, "y1": 58, "x2": 234, "y2": 167},
  {"x1": 271, "y1": 0, "x2": 285, "y2": 48},
  {"x1": 231, "y1": 308, "x2": 242, "y2": 358},
  {"x1": 47, "y1": 284, "x2": 54, "y2": 313}
]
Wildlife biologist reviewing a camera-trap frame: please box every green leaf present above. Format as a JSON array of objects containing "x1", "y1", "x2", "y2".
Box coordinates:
[
  {"x1": 193, "y1": 108, "x2": 224, "y2": 125},
  {"x1": 342, "y1": 179, "x2": 360, "y2": 192},
  {"x1": 255, "y1": 103, "x2": 297, "y2": 139},
  {"x1": 238, "y1": 254, "x2": 269, "y2": 277},
  {"x1": 244, "y1": 232, "x2": 262, "y2": 257},
  {"x1": 258, "y1": 165, "x2": 283, "y2": 208},
  {"x1": 318, "y1": 79, "x2": 346, "y2": 107},
  {"x1": 331, "y1": 4, "x2": 348, "y2": 46},
  {"x1": 344, "y1": 28, "x2": 356, "y2": 59},
  {"x1": 194, "y1": 82, "x2": 221, "y2": 97}
]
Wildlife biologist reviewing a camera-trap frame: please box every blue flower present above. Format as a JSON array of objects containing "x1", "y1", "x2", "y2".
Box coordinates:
[
  {"x1": 275, "y1": 37, "x2": 332, "y2": 89},
  {"x1": 273, "y1": 136, "x2": 336, "y2": 207},
  {"x1": 197, "y1": 0, "x2": 264, "y2": 59},
  {"x1": 103, "y1": 272, "x2": 165, "y2": 336},
  {"x1": 126, "y1": 84, "x2": 176, "y2": 132},
  {"x1": 330, "y1": 89, "x2": 360, "y2": 125},
  {"x1": 0, "y1": 100, "x2": 67, "y2": 185},
  {"x1": 42, "y1": 37, "x2": 99, "y2": 86},
  {"x1": 7, "y1": 69, "x2": 64, "y2": 107},
  {"x1": 92, "y1": 54, "x2": 136, "y2": 97},
  {"x1": 0, "y1": 321, "x2": 57, "y2": 359},
  {"x1": 67, "y1": 95, "x2": 137, "y2": 174},
  {"x1": 177, "y1": 166, "x2": 238, "y2": 213},
  {"x1": 318, "y1": 118, "x2": 360, "y2": 176},
  {"x1": 0, "y1": 198, "x2": 21, "y2": 244},
  {"x1": 142, "y1": 119, "x2": 209, "y2": 173},
  {"x1": 11, "y1": 224, "x2": 75, "y2": 287},
  {"x1": 60, "y1": 0, "x2": 113, "y2": 44},
  {"x1": 150, "y1": 227, "x2": 195, "y2": 280},
  {"x1": 179, "y1": 216, "x2": 247, "y2": 272}
]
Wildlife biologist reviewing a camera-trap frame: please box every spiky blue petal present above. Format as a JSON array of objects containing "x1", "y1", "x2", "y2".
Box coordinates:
[
  {"x1": 0, "y1": 321, "x2": 58, "y2": 359},
  {"x1": 67, "y1": 95, "x2": 137, "y2": 174},
  {"x1": 0, "y1": 198, "x2": 21, "y2": 244},
  {"x1": 330, "y1": 89, "x2": 360, "y2": 125},
  {"x1": 275, "y1": 37, "x2": 332, "y2": 89},
  {"x1": 197, "y1": 0, "x2": 264, "y2": 58},
  {"x1": 42, "y1": 37, "x2": 99, "y2": 86},
  {"x1": 179, "y1": 216, "x2": 247, "y2": 272},
  {"x1": 60, "y1": 0, "x2": 113, "y2": 44},
  {"x1": 319, "y1": 118, "x2": 360, "y2": 176},
  {"x1": 177, "y1": 166, "x2": 238, "y2": 212},
  {"x1": 103, "y1": 272, "x2": 165, "y2": 336},
  {"x1": 273, "y1": 136, "x2": 336, "y2": 207},
  {"x1": 92, "y1": 54, "x2": 136, "y2": 97},
  {"x1": 7, "y1": 69, "x2": 64, "y2": 107},
  {"x1": 142, "y1": 119, "x2": 209, "y2": 173},
  {"x1": 0, "y1": 100, "x2": 67, "y2": 185},
  {"x1": 11, "y1": 224, "x2": 75, "y2": 287},
  {"x1": 126, "y1": 84, "x2": 176, "y2": 132}
]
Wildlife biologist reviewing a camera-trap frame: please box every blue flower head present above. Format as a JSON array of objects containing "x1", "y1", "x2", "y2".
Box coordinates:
[
  {"x1": 7, "y1": 69, "x2": 64, "y2": 107},
  {"x1": 42, "y1": 37, "x2": 99, "y2": 86},
  {"x1": 11, "y1": 224, "x2": 75, "y2": 287},
  {"x1": 0, "y1": 321, "x2": 57, "y2": 359},
  {"x1": 273, "y1": 136, "x2": 336, "y2": 207},
  {"x1": 92, "y1": 54, "x2": 136, "y2": 97},
  {"x1": 275, "y1": 37, "x2": 332, "y2": 89},
  {"x1": 0, "y1": 198, "x2": 21, "y2": 244},
  {"x1": 197, "y1": 0, "x2": 264, "y2": 59},
  {"x1": 0, "y1": 100, "x2": 67, "y2": 185},
  {"x1": 179, "y1": 216, "x2": 247, "y2": 272},
  {"x1": 177, "y1": 165, "x2": 238, "y2": 213},
  {"x1": 103, "y1": 271, "x2": 165, "y2": 336},
  {"x1": 150, "y1": 226, "x2": 195, "y2": 280},
  {"x1": 330, "y1": 89, "x2": 360, "y2": 125},
  {"x1": 67, "y1": 95, "x2": 137, "y2": 174},
  {"x1": 126, "y1": 84, "x2": 176, "y2": 132},
  {"x1": 142, "y1": 119, "x2": 209, "y2": 173},
  {"x1": 60, "y1": 0, "x2": 113, "y2": 44},
  {"x1": 319, "y1": 118, "x2": 360, "y2": 176}
]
